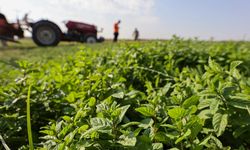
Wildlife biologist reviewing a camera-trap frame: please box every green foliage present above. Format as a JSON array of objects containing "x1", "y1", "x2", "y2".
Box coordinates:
[{"x1": 1, "y1": 38, "x2": 250, "y2": 149}]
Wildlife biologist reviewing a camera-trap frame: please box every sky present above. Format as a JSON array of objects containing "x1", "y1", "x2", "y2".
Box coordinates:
[{"x1": 0, "y1": 0, "x2": 250, "y2": 40}]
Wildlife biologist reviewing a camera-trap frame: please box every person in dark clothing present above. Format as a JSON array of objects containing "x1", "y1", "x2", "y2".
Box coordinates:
[
  {"x1": 133, "y1": 28, "x2": 139, "y2": 41},
  {"x1": 113, "y1": 20, "x2": 121, "y2": 42}
]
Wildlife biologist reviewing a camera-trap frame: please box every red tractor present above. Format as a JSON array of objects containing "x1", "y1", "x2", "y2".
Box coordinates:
[
  {"x1": 30, "y1": 20, "x2": 104, "y2": 46},
  {"x1": 1, "y1": 14, "x2": 104, "y2": 46}
]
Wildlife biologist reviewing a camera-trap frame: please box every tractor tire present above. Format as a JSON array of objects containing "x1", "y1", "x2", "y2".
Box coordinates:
[
  {"x1": 32, "y1": 20, "x2": 61, "y2": 46},
  {"x1": 85, "y1": 35, "x2": 97, "y2": 44}
]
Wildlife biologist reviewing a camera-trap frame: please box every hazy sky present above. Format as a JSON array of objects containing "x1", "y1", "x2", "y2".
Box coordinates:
[{"x1": 1, "y1": 0, "x2": 250, "y2": 40}]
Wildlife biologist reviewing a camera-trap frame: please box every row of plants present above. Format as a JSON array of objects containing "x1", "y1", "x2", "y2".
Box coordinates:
[{"x1": 0, "y1": 38, "x2": 250, "y2": 149}]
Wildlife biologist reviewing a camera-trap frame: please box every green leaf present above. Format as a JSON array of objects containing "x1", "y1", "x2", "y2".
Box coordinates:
[
  {"x1": 169, "y1": 148, "x2": 179, "y2": 150},
  {"x1": 152, "y1": 143, "x2": 163, "y2": 150},
  {"x1": 91, "y1": 80, "x2": 101, "y2": 91},
  {"x1": 212, "y1": 112, "x2": 228, "y2": 136},
  {"x1": 40, "y1": 130, "x2": 54, "y2": 136},
  {"x1": 90, "y1": 131, "x2": 99, "y2": 139},
  {"x1": 121, "y1": 122, "x2": 140, "y2": 128},
  {"x1": 134, "y1": 127, "x2": 143, "y2": 136},
  {"x1": 210, "y1": 135, "x2": 223, "y2": 149},
  {"x1": 78, "y1": 125, "x2": 89, "y2": 133},
  {"x1": 182, "y1": 95, "x2": 200, "y2": 108},
  {"x1": 231, "y1": 68, "x2": 241, "y2": 79},
  {"x1": 58, "y1": 124, "x2": 73, "y2": 139},
  {"x1": 136, "y1": 107, "x2": 155, "y2": 117},
  {"x1": 55, "y1": 121, "x2": 63, "y2": 133},
  {"x1": 168, "y1": 107, "x2": 185, "y2": 119},
  {"x1": 198, "y1": 109, "x2": 212, "y2": 120},
  {"x1": 88, "y1": 97, "x2": 96, "y2": 107},
  {"x1": 90, "y1": 117, "x2": 112, "y2": 127},
  {"x1": 126, "y1": 90, "x2": 140, "y2": 98},
  {"x1": 161, "y1": 83, "x2": 171, "y2": 95},
  {"x1": 136, "y1": 135, "x2": 152, "y2": 150},
  {"x1": 112, "y1": 91, "x2": 125, "y2": 99},
  {"x1": 115, "y1": 105, "x2": 130, "y2": 124},
  {"x1": 230, "y1": 61, "x2": 242, "y2": 70},
  {"x1": 154, "y1": 132, "x2": 169, "y2": 143},
  {"x1": 166, "y1": 132, "x2": 179, "y2": 140},
  {"x1": 186, "y1": 105, "x2": 197, "y2": 115},
  {"x1": 198, "y1": 99, "x2": 212, "y2": 110},
  {"x1": 57, "y1": 142, "x2": 66, "y2": 150},
  {"x1": 138, "y1": 118, "x2": 154, "y2": 129},
  {"x1": 199, "y1": 134, "x2": 211, "y2": 146},
  {"x1": 160, "y1": 124, "x2": 177, "y2": 130},
  {"x1": 117, "y1": 135, "x2": 136, "y2": 146},
  {"x1": 64, "y1": 130, "x2": 77, "y2": 145},
  {"x1": 188, "y1": 118, "x2": 203, "y2": 140},
  {"x1": 74, "y1": 109, "x2": 86, "y2": 123},
  {"x1": 228, "y1": 95, "x2": 250, "y2": 110},
  {"x1": 208, "y1": 58, "x2": 222, "y2": 72},
  {"x1": 80, "y1": 126, "x2": 103, "y2": 138},
  {"x1": 145, "y1": 81, "x2": 154, "y2": 94},
  {"x1": 175, "y1": 129, "x2": 191, "y2": 144},
  {"x1": 210, "y1": 99, "x2": 220, "y2": 114},
  {"x1": 66, "y1": 92, "x2": 76, "y2": 103},
  {"x1": 62, "y1": 116, "x2": 71, "y2": 123}
]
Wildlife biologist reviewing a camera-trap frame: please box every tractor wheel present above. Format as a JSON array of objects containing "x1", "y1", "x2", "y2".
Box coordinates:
[
  {"x1": 32, "y1": 20, "x2": 61, "y2": 46},
  {"x1": 85, "y1": 35, "x2": 97, "y2": 44}
]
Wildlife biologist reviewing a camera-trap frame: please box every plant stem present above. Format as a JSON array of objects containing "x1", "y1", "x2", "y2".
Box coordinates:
[
  {"x1": 0, "y1": 134, "x2": 10, "y2": 150},
  {"x1": 27, "y1": 85, "x2": 34, "y2": 150}
]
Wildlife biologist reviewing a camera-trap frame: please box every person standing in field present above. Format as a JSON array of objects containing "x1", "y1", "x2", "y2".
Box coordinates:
[
  {"x1": 133, "y1": 28, "x2": 139, "y2": 41},
  {"x1": 113, "y1": 20, "x2": 121, "y2": 42}
]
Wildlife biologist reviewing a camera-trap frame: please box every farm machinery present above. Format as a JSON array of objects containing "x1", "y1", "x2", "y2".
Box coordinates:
[
  {"x1": 0, "y1": 13, "x2": 24, "y2": 45},
  {"x1": 0, "y1": 14, "x2": 104, "y2": 46}
]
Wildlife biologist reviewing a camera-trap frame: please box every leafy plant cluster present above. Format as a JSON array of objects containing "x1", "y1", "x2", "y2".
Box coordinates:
[{"x1": 1, "y1": 38, "x2": 250, "y2": 149}]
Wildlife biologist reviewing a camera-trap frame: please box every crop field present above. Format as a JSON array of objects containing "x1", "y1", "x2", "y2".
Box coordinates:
[{"x1": 0, "y1": 37, "x2": 250, "y2": 149}]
